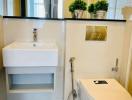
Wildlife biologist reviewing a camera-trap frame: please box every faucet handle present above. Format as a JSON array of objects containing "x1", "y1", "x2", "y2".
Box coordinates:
[{"x1": 33, "y1": 28, "x2": 37, "y2": 33}]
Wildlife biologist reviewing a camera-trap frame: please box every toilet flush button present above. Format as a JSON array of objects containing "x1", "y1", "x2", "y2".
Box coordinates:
[
  {"x1": 94, "y1": 80, "x2": 99, "y2": 84},
  {"x1": 94, "y1": 80, "x2": 108, "y2": 84}
]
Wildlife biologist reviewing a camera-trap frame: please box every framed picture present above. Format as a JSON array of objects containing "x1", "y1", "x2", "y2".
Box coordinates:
[{"x1": 85, "y1": 26, "x2": 107, "y2": 41}]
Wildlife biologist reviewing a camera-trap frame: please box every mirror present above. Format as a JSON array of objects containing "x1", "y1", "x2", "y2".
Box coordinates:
[
  {"x1": 0, "y1": 0, "x2": 63, "y2": 18},
  {"x1": 0, "y1": 0, "x2": 131, "y2": 20}
]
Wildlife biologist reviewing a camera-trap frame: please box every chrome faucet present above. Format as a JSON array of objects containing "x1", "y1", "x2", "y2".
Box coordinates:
[{"x1": 33, "y1": 28, "x2": 37, "y2": 42}]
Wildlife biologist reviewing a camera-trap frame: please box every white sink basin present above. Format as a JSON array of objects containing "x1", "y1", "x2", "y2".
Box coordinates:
[{"x1": 3, "y1": 42, "x2": 58, "y2": 67}]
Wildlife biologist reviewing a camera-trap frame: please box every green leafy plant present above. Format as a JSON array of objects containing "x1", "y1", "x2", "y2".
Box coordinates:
[
  {"x1": 88, "y1": 4, "x2": 96, "y2": 13},
  {"x1": 95, "y1": 0, "x2": 108, "y2": 11},
  {"x1": 69, "y1": 0, "x2": 87, "y2": 13}
]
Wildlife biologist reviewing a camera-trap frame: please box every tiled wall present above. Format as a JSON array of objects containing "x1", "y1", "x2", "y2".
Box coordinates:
[
  {"x1": 2, "y1": 18, "x2": 130, "y2": 100},
  {"x1": 64, "y1": 21, "x2": 126, "y2": 100}
]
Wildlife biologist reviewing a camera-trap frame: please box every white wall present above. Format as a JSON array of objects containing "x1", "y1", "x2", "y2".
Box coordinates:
[
  {"x1": 3, "y1": 18, "x2": 130, "y2": 100},
  {"x1": 120, "y1": 21, "x2": 132, "y2": 87},
  {"x1": 0, "y1": 16, "x2": 3, "y2": 69},
  {"x1": 64, "y1": 21, "x2": 126, "y2": 100},
  {"x1": 0, "y1": 17, "x2": 6, "y2": 100},
  {"x1": 121, "y1": 20, "x2": 132, "y2": 91},
  {"x1": 0, "y1": 69, "x2": 6, "y2": 100},
  {"x1": 3, "y1": 18, "x2": 65, "y2": 100}
]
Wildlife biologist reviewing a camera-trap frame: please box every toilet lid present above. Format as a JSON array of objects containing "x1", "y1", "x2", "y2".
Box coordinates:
[{"x1": 79, "y1": 79, "x2": 132, "y2": 100}]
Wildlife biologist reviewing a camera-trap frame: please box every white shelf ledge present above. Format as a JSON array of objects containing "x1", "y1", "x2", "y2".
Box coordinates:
[{"x1": 9, "y1": 84, "x2": 54, "y2": 93}]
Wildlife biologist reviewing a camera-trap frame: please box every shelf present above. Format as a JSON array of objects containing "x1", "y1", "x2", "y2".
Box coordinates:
[
  {"x1": 3, "y1": 16, "x2": 126, "y2": 22},
  {"x1": 7, "y1": 73, "x2": 55, "y2": 93},
  {"x1": 9, "y1": 84, "x2": 54, "y2": 93}
]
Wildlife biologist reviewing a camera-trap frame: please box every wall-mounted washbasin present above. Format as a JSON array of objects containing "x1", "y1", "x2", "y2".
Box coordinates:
[{"x1": 3, "y1": 42, "x2": 58, "y2": 67}]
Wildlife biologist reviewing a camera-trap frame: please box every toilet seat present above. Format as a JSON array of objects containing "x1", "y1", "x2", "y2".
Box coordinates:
[{"x1": 78, "y1": 79, "x2": 132, "y2": 100}]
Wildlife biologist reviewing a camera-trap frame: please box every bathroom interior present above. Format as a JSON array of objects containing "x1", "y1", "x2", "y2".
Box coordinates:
[{"x1": 0, "y1": 0, "x2": 132, "y2": 100}]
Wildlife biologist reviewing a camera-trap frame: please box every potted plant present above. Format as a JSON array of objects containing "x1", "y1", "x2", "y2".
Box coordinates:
[
  {"x1": 95, "y1": 0, "x2": 108, "y2": 19},
  {"x1": 69, "y1": 0, "x2": 87, "y2": 18},
  {"x1": 88, "y1": 4, "x2": 96, "y2": 19}
]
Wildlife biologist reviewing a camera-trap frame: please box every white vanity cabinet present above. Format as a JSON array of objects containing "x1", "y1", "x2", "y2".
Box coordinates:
[
  {"x1": 6, "y1": 67, "x2": 56, "y2": 93},
  {"x1": 3, "y1": 42, "x2": 58, "y2": 100}
]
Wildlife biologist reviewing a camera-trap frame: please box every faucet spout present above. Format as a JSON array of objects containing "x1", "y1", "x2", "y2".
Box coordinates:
[{"x1": 33, "y1": 28, "x2": 38, "y2": 42}]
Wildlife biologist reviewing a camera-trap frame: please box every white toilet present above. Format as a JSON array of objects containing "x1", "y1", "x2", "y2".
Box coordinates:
[{"x1": 78, "y1": 79, "x2": 132, "y2": 100}]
